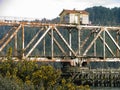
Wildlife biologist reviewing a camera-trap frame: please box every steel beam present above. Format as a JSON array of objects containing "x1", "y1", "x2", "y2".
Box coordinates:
[
  {"x1": 103, "y1": 29, "x2": 105, "y2": 59},
  {"x1": 48, "y1": 32, "x2": 67, "y2": 55},
  {"x1": 22, "y1": 25, "x2": 25, "y2": 58},
  {"x1": 54, "y1": 27, "x2": 76, "y2": 56},
  {"x1": 83, "y1": 28, "x2": 103, "y2": 56},
  {"x1": 25, "y1": 26, "x2": 51, "y2": 58},
  {"x1": 51, "y1": 28, "x2": 54, "y2": 59},
  {"x1": 94, "y1": 32, "x2": 97, "y2": 56},
  {"x1": 75, "y1": 31, "x2": 93, "y2": 55},
  {"x1": 81, "y1": 32, "x2": 92, "y2": 48},
  {"x1": 116, "y1": 31, "x2": 119, "y2": 57},
  {"x1": 105, "y1": 29, "x2": 120, "y2": 51},
  {"x1": 43, "y1": 37, "x2": 46, "y2": 56},
  {"x1": 24, "y1": 27, "x2": 43, "y2": 50},
  {"x1": 0, "y1": 27, "x2": 16, "y2": 45},
  {"x1": 69, "y1": 29, "x2": 72, "y2": 56},
  {"x1": 14, "y1": 33, "x2": 17, "y2": 56},
  {"x1": 0, "y1": 18, "x2": 120, "y2": 61},
  {"x1": 78, "y1": 28, "x2": 81, "y2": 56},
  {"x1": 0, "y1": 25, "x2": 21, "y2": 52},
  {"x1": 99, "y1": 35, "x2": 115, "y2": 57}
]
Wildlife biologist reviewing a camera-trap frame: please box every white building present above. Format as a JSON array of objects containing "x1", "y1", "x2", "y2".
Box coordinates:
[{"x1": 59, "y1": 9, "x2": 89, "y2": 25}]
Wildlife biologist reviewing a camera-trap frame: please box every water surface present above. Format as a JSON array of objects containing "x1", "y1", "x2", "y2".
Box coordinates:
[{"x1": 91, "y1": 87, "x2": 120, "y2": 90}]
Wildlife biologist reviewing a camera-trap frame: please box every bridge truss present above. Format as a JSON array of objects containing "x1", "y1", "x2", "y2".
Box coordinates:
[{"x1": 0, "y1": 19, "x2": 120, "y2": 66}]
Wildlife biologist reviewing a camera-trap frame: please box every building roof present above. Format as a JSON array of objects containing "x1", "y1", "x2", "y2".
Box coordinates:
[{"x1": 59, "y1": 9, "x2": 89, "y2": 16}]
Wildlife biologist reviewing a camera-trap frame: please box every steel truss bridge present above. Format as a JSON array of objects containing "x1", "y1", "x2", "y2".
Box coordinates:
[{"x1": 0, "y1": 18, "x2": 120, "y2": 66}]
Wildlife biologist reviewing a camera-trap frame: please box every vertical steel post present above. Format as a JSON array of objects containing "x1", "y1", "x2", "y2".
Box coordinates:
[
  {"x1": 78, "y1": 27, "x2": 81, "y2": 56},
  {"x1": 94, "y1": 32, "x2": 96, "y2": 56},
  {"x1": 78, "y1": 26, "x2": 81, "y2": 67},
  {"x1": 48, "y1": 32, "x2": 66, "y2": 55},
  {"x1": 103, "y1": 28, "x2": 105, "y2": 60},
  {"x1": 69, "y1": 29, "x2": 72, "y2": 56},
  {"x1": 51, "y1": 28, "x2": 54, "y2": 59},
  {"x1": 116, "y1": 31, "x2": 119, "y2": 57},
  {"x1": 14, "y1": 33, "x2": 17, "y2": 56},
  {"x1": 99, "y1": 35, "x2": 115, "y2": 56},
  {"x1": 22, "y1": 25, "x2": 25, "y2": 59},
  {"x1": 43, "y1": 37, "x2": 46, "y2": 56}
]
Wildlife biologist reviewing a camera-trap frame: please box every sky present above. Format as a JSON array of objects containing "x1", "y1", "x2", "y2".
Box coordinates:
[{"x1": 0, "y1": 0, "x2": 120, "y2": 20}]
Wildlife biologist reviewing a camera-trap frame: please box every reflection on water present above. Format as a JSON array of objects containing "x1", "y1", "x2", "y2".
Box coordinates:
[{"x1": 91, "y1": 87, "x2": 120, "y2": 90}]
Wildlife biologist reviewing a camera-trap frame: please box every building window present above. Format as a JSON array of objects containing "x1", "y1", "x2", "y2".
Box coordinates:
[{"x1": 64, "y1": 14, "x2": 69, "y2": 23}]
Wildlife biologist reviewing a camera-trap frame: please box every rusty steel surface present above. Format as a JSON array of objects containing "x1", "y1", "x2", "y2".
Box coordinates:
[
  {"x1": 0, "y1": 20, "x2": 120, "y2": 29},
  {"x1": 0, "y1": 18, "x2": 120, "y2": 65}
]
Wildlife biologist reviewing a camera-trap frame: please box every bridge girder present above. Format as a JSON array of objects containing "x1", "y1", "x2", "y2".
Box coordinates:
[{"x1": 0, "y1": 20, "x2": 120, "y2": 64}]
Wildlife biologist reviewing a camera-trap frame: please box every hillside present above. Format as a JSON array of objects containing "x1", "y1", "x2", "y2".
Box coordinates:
[{"x1": 85, "y1": 6, "x2": 120, "y2": 26}]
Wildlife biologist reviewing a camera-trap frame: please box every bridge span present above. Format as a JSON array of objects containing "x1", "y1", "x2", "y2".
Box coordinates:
[{"x1": 0, "y1": 18, "x2": 120, "y2": 66}]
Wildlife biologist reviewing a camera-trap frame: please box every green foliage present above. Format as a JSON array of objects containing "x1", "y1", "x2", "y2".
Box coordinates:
[
  {"x1": 85, "y1": 6, "x2": 120, "y2": 25},
  {"x1": 7, "y1": 47, "x2": 12, "y2": 60},
  {"x1": 0, "y1": 75, "x2": 21, "y2": 90},
  {"x1": 0, "y1": 75, "x2": 35, "y2": 90},
  {"x1": 56, "y1": 78, "x2": 90, "y2": 90},
  {"x1": 0, "y1": 60, "x2": 16, "y2": 76},
  {"x1": 0, "y1": 59, "x2": 90, "y2": 90},
  {"x1": 32, "y1": 65, "x2": 61, "y2": 89},
  {"x1": 16, "y1": 60, "x2": 38, "y2": 82},
  {"x1": 0, "y1": 60, "x2": 38, "y2": 84},
  {"x1": 0, "y1": 48, "x2": 90, "y2": 90}
]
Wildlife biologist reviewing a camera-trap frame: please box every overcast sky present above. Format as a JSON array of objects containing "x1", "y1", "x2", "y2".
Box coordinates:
[{"x1": 0, "y1": 0, "x2": 120, "y2": 20}]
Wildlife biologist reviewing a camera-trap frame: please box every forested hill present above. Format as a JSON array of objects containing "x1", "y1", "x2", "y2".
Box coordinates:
[{"x1": 85, "y1": 6, "x2": 120, "y2": 26}]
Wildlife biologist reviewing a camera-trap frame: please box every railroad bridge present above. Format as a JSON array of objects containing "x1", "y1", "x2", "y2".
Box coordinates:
[
  {"x1": 1, "y1": 17, "x2": 120, "y2": 86},
  {"x1": 0, "y1": 17, "x2": 120, "y2": 67}
]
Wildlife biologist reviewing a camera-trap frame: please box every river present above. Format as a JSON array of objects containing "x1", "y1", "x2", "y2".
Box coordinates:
[{"x1": 91, "y1": 87, "x2": 120, "y2": 90}]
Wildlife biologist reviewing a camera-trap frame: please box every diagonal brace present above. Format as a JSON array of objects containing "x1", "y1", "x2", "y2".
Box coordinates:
[
  {"x1": 83, "y1": 29, "x2": 103, "y2": 56},
  {"x1": 48, "y1": 32, "x2": 67, "y2": 55},
  {"x1": 0, "y1": 25, "x2": 21, "y2": 52},
  {"x1": 99, "y1": 35, "x2": 115, "y2": 57},
  {"x1": 0, "y1": 27, "x2": 16, "y2": 45},
  {"x1": 105, "y1": 29, "x2": 120, "y2": 51},
  {"x1": 24, "y1": 27, "x2": 43, "y2": 50},
  {"x1": 54, "y1": 27, "x2": 76, "y2": 56},
  {"x1": 25, "y1": 26, "x2": 51, "y2": 58},
  {"x1": 76, "y1": 31, "x2": 93, "y2": 55}
]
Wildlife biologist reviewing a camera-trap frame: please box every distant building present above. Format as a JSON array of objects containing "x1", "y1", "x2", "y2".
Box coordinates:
[{"x1": 59, "y1": 9, "x2": 89, "y2": 25}]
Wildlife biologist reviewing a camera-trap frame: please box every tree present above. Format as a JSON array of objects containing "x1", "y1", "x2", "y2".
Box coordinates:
[{"x1": 32, "y1": 65, "x2": 61, "y2": 90}]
